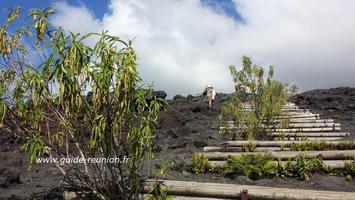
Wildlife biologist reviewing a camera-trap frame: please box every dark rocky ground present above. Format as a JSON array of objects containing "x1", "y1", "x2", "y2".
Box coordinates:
[
  {"x1": 293, "y1": 87, "x2": 355, "y2": 139},
  {"x1": 151, "y1": 88, "x2": 355, "y2": 192},
  {"x1": 1, "y1": 87, "x2": 355, "y2": 199}
]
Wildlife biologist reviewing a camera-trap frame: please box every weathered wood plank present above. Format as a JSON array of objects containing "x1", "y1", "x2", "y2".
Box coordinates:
[
  {"x1": 273, "y1": 137, "x2": 344, "y2": 141},
  {"x1": 223, "y1": 123, "x2": 340, "y2": 128},
  {"x1": 271, "y1": 132, "x2": 349, "y2": 137},
  {"x1": 203, "y1": 146, "x2": 286, "y2": 152},
  {"x1": 197, "y1": 150, "x2": 355, "y2": 160},
  {"x1": 225, "y1": 119, "x2": 335, "y2": 123},
  {"x1": 209, "y1": 160, "x2": 347, "y2": 169},
  {"x1": 219, "y1": 127, "x2": 342, "y2": 133},
  {"x1": 143, "y1": 180, "x2": 355, "y2": 200},
  {"x1": 221, "y1": 140, "x2": 350, "y2": 147},
  {"x1": 242, "y1": 109, "x2": 309, "y2": 113},
  {"x1": 275, "y1": 114, "x2": 319, "y2": 119}
]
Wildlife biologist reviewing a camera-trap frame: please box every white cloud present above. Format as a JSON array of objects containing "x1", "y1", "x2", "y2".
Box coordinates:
[
  {"x1": 51, "y1": 1, "x2": 102, "y2": 34},
  {"x1": 51, "y1": 0, "x2": 355, "y2": 97}
]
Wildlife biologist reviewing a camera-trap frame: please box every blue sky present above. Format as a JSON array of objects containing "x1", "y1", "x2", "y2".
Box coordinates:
[
  {"x1": 2, "y1": 0, "x2": 355, "y2": 96},
  {"x1": 201, "y1": 0, "x2": 243, "y2": 22},
  {"x1": 1, "y1": 0, "x2": 241, "y2": 23},
  {"x1": 0, "y1": 0, "x2": 109, "y2": 24}
]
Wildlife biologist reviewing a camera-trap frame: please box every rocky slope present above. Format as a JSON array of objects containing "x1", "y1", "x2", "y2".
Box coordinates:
[
  {"x1": 1, "y1": 88, "x2": 355, "y2": 199},
  {"x1": 293, "y1": 87, "x2": 355, "y2": 139},
  {"x1": 152, "y1": 88, "x2": 355, "y2": 192}
]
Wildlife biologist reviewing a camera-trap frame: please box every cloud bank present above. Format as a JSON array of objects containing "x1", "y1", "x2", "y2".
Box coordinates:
[{"x1": 51, "y1": 0, "x2": 355, "y2": 97}]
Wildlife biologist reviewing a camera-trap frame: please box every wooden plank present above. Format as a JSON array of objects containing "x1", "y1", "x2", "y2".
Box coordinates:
[
  {"x1": 225, "y1": 119, "x2": 335, "y2": 124},
  {"x1": 275, "y1": 119, "x2": 334, "y2": 123},
  {"x1": 243, "y1": 104, "x2": 296, "y2": 108},
  {"x1": 281, "y1": 123, "x2": 339, "y2": 128},
  {"x1": 280, "y1": 111, "x2": 312, "y2": 114},
  {"x1": 271, "y1": 127, "x2": 341, "y2": 132},
  {"x1": 223, "y1": 123, "x2": 340, "y2": 128},
  {"x1": 143, "y1": 180, "x2": 355, "y2": 200},
  {"x1": 276, "y1": 114, "x2": 319, "y2": 118},
  {"x1": 271, "y1": 132, "x2": 349, "y2": 137},
  {"x1": 242, "y1": 109, "x2": 309, "y2": 113},
  {"x1": 220, "y1": 127, "x2": 342, "y2": 133},
  {"x1": 221, "y1": 140, "x2": 353, "y2": 147},
  {"x1": 197, "y1": 149, "x2": 355, "y2": 160},
  {"x1": 274, "y1": 137, "x2": 344, "y2": 141},
  {"x1": 209, "y1": 160, "x2": 347, "y2": 169},
  {"x1": 203, "y1": 146, "x2": 286, "y2": 152},
  {"x1": 235, "y1": 112, "x2": 315, "y2": 116}
]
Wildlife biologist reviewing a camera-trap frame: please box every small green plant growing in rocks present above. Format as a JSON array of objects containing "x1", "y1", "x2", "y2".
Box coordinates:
[
  {"x1": 293, "y1": 155, "x2": 324, "y2": 180},
  {"x1": 280, "y1": 143, "x2": 286, "y2": 151},
  {"x1": 146, "y1": 162, "x2": 174, "y2": 200},
  {"x1": 224, "y1": 154, "x2": 326, "y2": 180},
  {"x1": 242, "y1": 140, "x2": 257, "y2": 152},
  {"x1": 224, "y1": 153, "x2": 277, "y2": 180},
  {"x1": 279, "y1": 133, "x2": 286, "y2": 141},
  {"x1": 290, "y1": 141, "x2": 327, "y2": 151},
  {"x1": 191, "y1": 154, "x2": 211, "y2": 174},
  {"x1": 277, "y1": 158, "x2": 295, "y2": 177},
  {"x1": 344, "y1": 159, "x2": 355, "y2": 181},
  {"x1": 289, "y1": 141, "x2": 355, "y2": 151},
  {"x1": 220, "y1": 56, "x2": 289, "y2": 140},
  {"x1": 337, "y1": 141, "x2": 355, "y2": 150},
  {"x1": 279, "y1": 116, "x2": 291, "y2": 130}
]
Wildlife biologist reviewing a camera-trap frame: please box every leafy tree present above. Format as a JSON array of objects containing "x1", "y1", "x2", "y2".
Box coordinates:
[
  {"x1": 0, "y1": 7, "x2": 166, "y2": 199},
  {"x1": 221, "y1": 56, "x2": 288, "y2": 140},
  {"x1": 289, "y1": 84, "x2": 299, "y2": 94}
]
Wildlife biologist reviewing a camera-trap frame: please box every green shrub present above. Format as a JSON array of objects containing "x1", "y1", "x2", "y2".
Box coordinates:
[
  {"x1": 224, "y1": 154, "x2": 325, "y2": 180},
  {"x1": 220, "y1": 56, "x2": 289, "y2": 140},
  {"x1": 242, "y1": 141, "x2": 257, "y2": 152},
  {"x1": 0, "y1": 7, "x2": 167, "y2": 199},
  {"x1": 289, "y1": 141, "x2": 355, "y2": 151},
  {"x1": 293, "y1": 155, "x2": 324, "y2": 180},
  {"x1": 277, "y1": 158, "x2": 295, "y2": 177},
  {"x1": 191, "y1": 154, "x2": 210, "y2": 174},
  {"x1": 290, "y1": 141, "x2": 327, "y2": 151},
  {"x1": 344, "y1": 159, "x2": 355, "y2": 181},
  {"x1": 147, "y1": 162, "x2": 174, "y2": 200},
  {"x1": 337, "y1": 141, "x2": 355, "y2": 150},
  {"x1": 224, "y1": 154, "x2": 276, "y2": 180}
]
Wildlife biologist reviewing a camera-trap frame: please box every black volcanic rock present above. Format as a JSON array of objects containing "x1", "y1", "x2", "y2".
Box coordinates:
[
  {"x1": 293, "y1": 87, "x2": 355, "y2": 139},
  {"x1": 173, "y1": 95, "x2": 184, "y2": 101},
  {"x1": 0, "y1": 167, "x2": 20, "y2": 188},
  {"x1": 152, "y1": 90, "x2": 167, "y2": 100}
]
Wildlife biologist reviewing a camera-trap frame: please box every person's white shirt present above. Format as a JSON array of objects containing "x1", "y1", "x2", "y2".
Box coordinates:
[{"x1": 212, "y1": 90, "x2": 216, "y2": 100}]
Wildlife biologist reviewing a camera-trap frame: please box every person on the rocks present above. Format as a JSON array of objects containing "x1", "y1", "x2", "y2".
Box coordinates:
[{"x1": 203, "y1": 85, "x2": 215, "y2": 110}]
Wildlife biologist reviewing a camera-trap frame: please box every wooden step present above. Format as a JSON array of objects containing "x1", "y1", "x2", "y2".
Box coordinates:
[
  {"x1": 275, "y1": 119, "x2": 334, "y2": 123},
  {"x1": 197, "y1": 150, "x2": 355, "y2": 161},
  {"x1": 274, "y1": 137, "x2": 344, "y2": 141},
  {"x1": 243, "y1": 109, "x2": 309, "y2": 113},
  {"x1": 271, "y1": 132, "x2": 349, "y2": 137},
  {"x1": 243, "y1": 103, "x2": 296, "y2": 107},
  {"x1": 238, "y1": 112, "x2": 315, "y2": 116},
  {"x1": 143, "y1": 180, "x2": 355, "y2": 200},
  {"x1": 209, "y1": 160, "x2": 347, "y2": 169},
  {"x1": 223, "y1": 123, "x2": 340, "y2": 128},
  {"x1": 276, "y1": 114, "x2": 320, "y2": 119},
  {"x1": 225, "y1": 119, "x2": 335, "y2": 124},
  {"x1": 220, "y1": 140, "x2": 354, "y2": 148},
  {"x1": 220, "y1": 127, "x2": 342, "y2": 133},
  {"x1": 203, "y1": 146, "x2": 287, "y2": 152}
]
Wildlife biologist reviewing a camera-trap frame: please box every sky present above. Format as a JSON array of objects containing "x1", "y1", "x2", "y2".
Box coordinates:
[{"x1": 2, "y1": 0, "x2": 355, "y2": 97}]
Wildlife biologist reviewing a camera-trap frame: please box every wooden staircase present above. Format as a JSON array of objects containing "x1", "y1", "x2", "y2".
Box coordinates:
[{"x1": 173, "y1": 103, "x2": 355, "y2": 199}]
